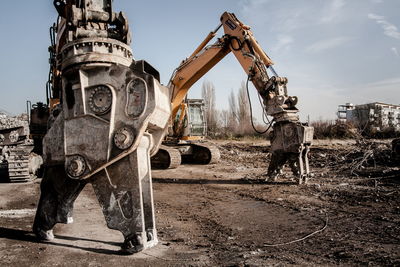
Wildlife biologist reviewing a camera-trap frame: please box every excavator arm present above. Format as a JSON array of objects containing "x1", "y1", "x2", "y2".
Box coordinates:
[{"x1": 169, "y1": 12, "x2": 313, "y2": 182}]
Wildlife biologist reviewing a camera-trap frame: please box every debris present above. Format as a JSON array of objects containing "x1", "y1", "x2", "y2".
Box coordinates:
[
  {"x1": 0, "y1": 112, "x2": 39, "y2": 182},
  {"x1": 310, "y1": 139, "x2": 393, "y2": 178}
]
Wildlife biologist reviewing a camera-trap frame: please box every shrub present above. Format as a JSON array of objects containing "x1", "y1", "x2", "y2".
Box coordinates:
[{"x1": 311, "y1": 120, "x2": 360, "y2": 139}]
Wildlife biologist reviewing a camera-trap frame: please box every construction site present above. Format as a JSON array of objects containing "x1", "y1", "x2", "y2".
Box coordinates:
[{"x1": 0, "y1": 1, "x2": 399, "y2": 266}]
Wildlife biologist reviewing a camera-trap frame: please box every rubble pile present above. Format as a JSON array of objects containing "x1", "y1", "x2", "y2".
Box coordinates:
[
  {"x1": 0, "y1": 112, "x2": 38, "y2": 182},
  {"x1": 219, "y1": 142, "x2": 269, "y2": 168},
  {"x1": 218, "y1": 140, "x2": 397, "y2": 183},
  {"x1": 0, "y1": 113, "x2": 29, "y2": 132},
  {"x1": 310, "y1": 139, "x2": 397, "y2": 180}
]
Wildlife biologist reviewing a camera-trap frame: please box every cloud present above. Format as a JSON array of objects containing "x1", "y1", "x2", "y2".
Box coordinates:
[
  {"x1": 392, "y1": 47, "x2": 399, "y2": 57},
  {"x1": 273, "y1": 34, "x2": 294, "y2": 52},
  {"x1": 367, "y1": 13, "x2": 384, "y2": 20},
  {"x1": 306, "y1": 36, "x2": 353, "y2": 53},
  {"x1": 321, "y1": 0, "x2": 346, "y2": 23},
  {"x1": 239, "y1": 1, "x2": 344, "y2": 33},
  {"x1": 350, "y1": 77, "x2": 400, "y2": 104},
  {"x1": 368, "y1": 13, "x2": 400, "y2": 39},
  {"x1": 300, "y1": 76, "x2": 400, "y2": 120},
  {"x1": 364, "y1": 77, "x2": 400, "y2": 88},
  {"x1": 371, "y1": 0, "x2": 383, "y2": 3}
]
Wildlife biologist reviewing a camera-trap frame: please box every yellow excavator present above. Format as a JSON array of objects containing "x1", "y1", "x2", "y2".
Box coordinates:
[{"x1": 152, "y1": 12, "x2": 313, "y2": 180}]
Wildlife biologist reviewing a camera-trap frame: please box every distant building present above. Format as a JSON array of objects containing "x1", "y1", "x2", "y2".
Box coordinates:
[
  {"x1": 337, "y1": 102, "x2": 400, "y2": 131},
  {"x1": 337, "y1": 103, "x2": 355, "y2": 122}
]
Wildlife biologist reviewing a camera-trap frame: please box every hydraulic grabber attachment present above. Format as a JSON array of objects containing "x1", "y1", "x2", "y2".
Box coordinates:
[{"x1": 33, "y1": 0, "x2": 170, "y2": 254}]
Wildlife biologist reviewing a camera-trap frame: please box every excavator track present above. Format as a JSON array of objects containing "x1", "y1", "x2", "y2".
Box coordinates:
[
  {"x1": 7, "y1": 145, "x2": 33, "y2": 182},
  {"x1": 182, "y1": 142, "x2": 221, "y2": 165},
  {"x1": 151, "y1": 145, "x2": 182, "y2": 169}
]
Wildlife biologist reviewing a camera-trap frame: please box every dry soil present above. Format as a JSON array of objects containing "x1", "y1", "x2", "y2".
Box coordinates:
[{"x1": 0, "y1": 139, "x2": 399, "y2": 266}]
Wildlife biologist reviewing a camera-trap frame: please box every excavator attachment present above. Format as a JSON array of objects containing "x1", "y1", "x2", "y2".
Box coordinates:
[
  {"x1": 33, "y1": 0, "x2": 170, "y2": 254},
  {"x1": 267, "y1": 122, "x2": 313, "y2": 184}
]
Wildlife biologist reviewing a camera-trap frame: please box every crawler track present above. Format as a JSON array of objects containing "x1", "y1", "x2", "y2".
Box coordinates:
[
  {"x1": 151, "y1": 145, "x2": 182, "y2": 169},
  {"x1": 152, "y1": 142, "x2": 221, "y2": 169},
  {"x1": 185, "y1": 142, "x2": 221, "y2": 164}
]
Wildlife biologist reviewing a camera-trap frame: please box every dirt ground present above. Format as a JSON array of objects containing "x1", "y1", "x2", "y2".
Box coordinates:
[{"x1": 0, "y1": 139, "x2": 399, "y2": 266}]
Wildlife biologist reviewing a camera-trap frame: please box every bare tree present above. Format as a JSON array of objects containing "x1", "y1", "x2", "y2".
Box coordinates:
[
  {"x1": 201, "y1": 81, "x2": 255, "y2": 137},
  {"x1": 237, "y1": 81, "x2": 252, "y2": 135},
  {"x1": 228, "y1": 90, "x2": 238, "y2": 133},
  {"x1": 201, "y1": 80, "x2": 217, "y2": 135},
  {"x1": 218, "y1": 109, "x2": 232, "y2": 136},
  {"x1": 219, "y1": 110, "x2": 230, "y2": 129}
]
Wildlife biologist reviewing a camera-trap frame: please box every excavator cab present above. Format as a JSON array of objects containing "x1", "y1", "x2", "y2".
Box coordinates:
[
  {"x1": 175, "y1": 99, "x2": 207, "y2": 140},
  {"x1": 186, "y1": 99, "x2": 207, "y2": 138},
  {"x1": 173, "y1": 98, "x2": 207, "y2": 140}
]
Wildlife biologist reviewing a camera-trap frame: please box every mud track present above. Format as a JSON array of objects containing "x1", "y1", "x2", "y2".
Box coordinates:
[{"x1": 0, "y1": 139, "x2": 399, "y2": 266}]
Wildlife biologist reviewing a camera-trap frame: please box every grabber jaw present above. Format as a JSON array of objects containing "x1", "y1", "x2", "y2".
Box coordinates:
[
  {"x1": 296, "y1": 144, "x2": 311, "y2": 185},
  {"x1": 267, "y1": 121, "x2": 313, "y2": 184},
  {"x1": 90, "y1": 132, "x2": 161, "y2": 254},
  {"x1": 121, "y1": 228, "x2": 158, "y2": 254}
]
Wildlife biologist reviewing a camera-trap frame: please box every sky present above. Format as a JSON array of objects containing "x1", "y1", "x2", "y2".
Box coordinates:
[{"x1": 0, "y1": 0, "x2": 399, "y2": 122}]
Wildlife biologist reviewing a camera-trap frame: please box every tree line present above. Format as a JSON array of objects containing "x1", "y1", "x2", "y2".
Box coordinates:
[{"x1": 201, "y1": 80, "x2": 267, "y2": 138}]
